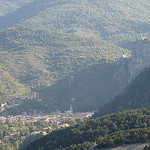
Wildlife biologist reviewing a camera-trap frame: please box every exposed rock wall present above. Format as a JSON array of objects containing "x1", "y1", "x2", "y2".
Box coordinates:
[{"x1": 115, "y1": 39, "x2": 150, "y2": 88}]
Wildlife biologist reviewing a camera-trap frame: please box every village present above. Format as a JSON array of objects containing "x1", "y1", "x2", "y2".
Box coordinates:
[
  {"x1": 0, "y1": 110, "x2": 94, "y2": 127},
  {"x1": 0, "y1": 105, "x2": 94, "y2": 145}
]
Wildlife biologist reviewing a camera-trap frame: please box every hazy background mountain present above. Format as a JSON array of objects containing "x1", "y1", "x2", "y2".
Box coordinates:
[
  {"x1": 0, "y1": 0, "x2": 33, "y2": 17},
  {"x1": 0, "y1": 0, "x2": 150, "y2": 44}
]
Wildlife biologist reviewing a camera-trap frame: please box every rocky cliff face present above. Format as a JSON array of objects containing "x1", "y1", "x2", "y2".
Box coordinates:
[
  {"x1": 130, "y1": 39, "x2": 150, "y2": 77},
  {"x1": 115, "y1": 39, "x2": 150, "y2": 88}
]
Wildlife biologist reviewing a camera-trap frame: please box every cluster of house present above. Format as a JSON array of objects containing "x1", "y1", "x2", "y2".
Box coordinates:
[
  {"x1": 0, "y1": 111, "x2": 94, "y2": 124},
  {"x1": 0, "y1": 110, "x2": 94, "y2": 131},
  {"x1": 0, "y1": 111, "x2": 94, "y2": 145}
]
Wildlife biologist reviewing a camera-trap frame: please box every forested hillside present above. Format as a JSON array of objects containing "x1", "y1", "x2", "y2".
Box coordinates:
[
  {"x1": 0, "y1": 0, "x2": 150, "y2": 149},
  {"x1": 0, "y1": 27, "x2": 127, "y2": 112},
  {"x1": 24, "y1": 108, "x2": 150, "y2": 150},
  {"x1": 92, "y1": 67, "x2": 150, "y2": 118},
  {"x1": 1, "y1": 63, "x2": 123, "y2": 115},
  {"x1": 0, "y1": 0, "x2": 150, "y2": 112}
]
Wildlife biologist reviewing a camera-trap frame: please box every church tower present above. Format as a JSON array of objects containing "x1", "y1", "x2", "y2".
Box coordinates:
[{"x1": 70, "y1": 104, "x2": 73, "y2": 114}]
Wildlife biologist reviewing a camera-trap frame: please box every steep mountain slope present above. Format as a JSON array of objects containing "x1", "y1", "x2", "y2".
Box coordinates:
[
  {"x1": 3, "y1": 63, "x2": 122, "y2": 114},
  {"x1": 0, "y1": 27, "x2": 127, "y2": 110},
  {"x1": 92, "y1": 67, "x2": 150, "y2": 118},
  {"x1": 38, "y1": 63, "x2": 121, "y2": 112},
  {"x1": 0, "y1": 0, "x2": 150, "y2": 46},
  {"x1": 0, "y1": 0, "x2": 150, "y2": 112},
  {"x1": 37, "y1": 39, "x2": 150, "y2": 112},
  {"x1": 24, "y1": 108, "x2": 150, "y2": 150}
]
